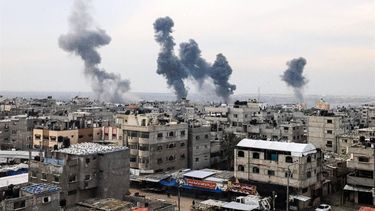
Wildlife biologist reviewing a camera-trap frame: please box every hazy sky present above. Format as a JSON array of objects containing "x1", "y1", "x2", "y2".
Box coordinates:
[{"x1": 0, "y1": 0, "x2": 374, "y2": 96}]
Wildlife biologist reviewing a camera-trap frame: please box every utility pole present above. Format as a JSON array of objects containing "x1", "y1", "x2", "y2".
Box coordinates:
[
  {"x1": 286, "y1": 167, "x2": 291, "y2": 211},
  {"x1": 272, "y1": 190, "x2": 277, "y2": 210}
]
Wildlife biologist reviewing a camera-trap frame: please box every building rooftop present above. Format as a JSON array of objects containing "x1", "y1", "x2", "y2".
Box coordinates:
[
  {"x1": 183, "y1": 170, "x2": 215, "y2": 179},
  {"x1": 21, "y1": 183, "x2": 61, "y2": 195},
  {"x1": 237, "y1": 139, "x2": 317, "y2": 157},
  {"x1": 56, "y1": 143, "x2": 127, "y2": 156}
]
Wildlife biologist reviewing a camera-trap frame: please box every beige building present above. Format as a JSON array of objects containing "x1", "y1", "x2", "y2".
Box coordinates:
[
  {"x1": 188, "y1": 124, "x2": 211, "y2": 170},
  {"x1": 307, "y1": 115, "x2": 344, "y2": 152},
  {"x1": 116, "y1": 114, "x2": 188, "y2": 174},
  {"x1": 235, "y1": 139, "x2": 322, "y2": 209},
  {"x1": 344, "y1": 143, "x2": 375, "y2": 206}
]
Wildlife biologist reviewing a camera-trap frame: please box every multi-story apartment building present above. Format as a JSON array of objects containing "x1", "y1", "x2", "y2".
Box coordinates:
[
  {"x1": 116, "y1": 113, "x2": 188, "y2": 174},
  {"x1": 228, "y1": 100, "x2": 262, "y2": 133},
  {"x1": 29, "y1": 143, "x2": 129, "y2": 208},
  {"x1": 360, "y1": 104, "x2": 375, "y2": 128},
  {"x1": 247, "y1": 122, "x2": 305, "y2": 143},
  {"x1": 234, "y1": 139, "x2": 322, "y2": 209},
  {"x1": 344, "y1": 143, "x2": 375, "y2": 206},
  {"x1": 307, "y1": 114, "x2": 344, "y2": 152},
  {"x1": 188, "y1": 123, "x2": 211, "y2": 170}
]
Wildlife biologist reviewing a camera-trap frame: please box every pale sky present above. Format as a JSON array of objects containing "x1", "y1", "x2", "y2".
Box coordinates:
[{"x1": 0, "y1": 0, "x2": 374, "y2": 96}]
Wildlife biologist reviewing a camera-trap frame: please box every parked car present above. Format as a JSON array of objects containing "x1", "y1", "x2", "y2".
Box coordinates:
[{"x1": 315, "y1": 204, "x2": 331, "y2": 211}]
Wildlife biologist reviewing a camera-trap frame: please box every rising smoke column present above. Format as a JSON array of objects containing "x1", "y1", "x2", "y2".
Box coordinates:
[
  {"x1": 58, "y1": 0, "x2": 130, "y2": 103},
  {"x1": 281, "y1": 57, "x2": 307, "y2": 102},
  {"x1": 210, "y1": 54, "x2": 237, "y2": 102},
  {"x1": 153, "y1": 17, "x2": 188, "y2": 99},
  {"x1": 179, "y1": 39, "x2": 210, "y2": 87}
]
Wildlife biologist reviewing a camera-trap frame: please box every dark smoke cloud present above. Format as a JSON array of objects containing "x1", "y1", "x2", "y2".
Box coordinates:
[
  {"x1": 179, "y1": 39, "x2": 210, "y2": 86},
  {"x1": 59, "y1": 0, "x2": 130, "y2": 103},
  {"x1": 210, "y1": 54, "x2": 237, "y2": 102},
  {"x1": 153, "y1": 17, "x2": 236, "y2": 102},
  {"x1": 281, "y1": 57, "x2": 307, "y2": 102},
  {"x1": 153, "y1": 17, "x2": 188, "y2": 99}
]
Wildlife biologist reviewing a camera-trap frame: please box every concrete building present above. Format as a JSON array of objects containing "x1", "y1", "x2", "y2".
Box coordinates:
[
  {"x1": 344, "y1": 143, "x2": 375, "y2": 206},
  {"x1": 307, "y1": 114, "x2": 344, "y2": 152},
  {"x1": 116, "y1": 114, "x2": 188, "y2": 174},
  {"x1": 360, "y1": 104, "x2": 375, "y2": 128},
  {"x1": 188, "y1": 123, "x2": 211, "y2": 170},
  {"x1": 234, "y1": 139, "x2": 322, "y2": 209},
  {"x1": 0, "y1": 183, "x2": 61, "y2": 211},
  {"x1": 29, "y1": 143, "x2": 129, "y2": 208}
]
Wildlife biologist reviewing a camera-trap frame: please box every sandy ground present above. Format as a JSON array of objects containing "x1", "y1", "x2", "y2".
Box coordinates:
[{"x1": 129, "y1": 188, "x2": 194, "y2": 211}]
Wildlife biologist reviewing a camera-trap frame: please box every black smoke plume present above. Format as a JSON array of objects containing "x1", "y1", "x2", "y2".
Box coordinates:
[
  {"x1": 153, "y1": 17, "x2": 236, "y2": 102},
  {"x1": 281, "y1": 57, "x2": 307, "y2": 102},
  {"x1": 153, "y1": 17, "x2": 188, "y2": 99},
  {"x1": 58, "y1": 0, "x2": 130, "y2": 103}
]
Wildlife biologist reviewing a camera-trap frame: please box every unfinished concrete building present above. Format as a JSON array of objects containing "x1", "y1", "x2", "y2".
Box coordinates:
[
  {"x1": 188, "y1": 123, "x2": 211, "y2": 170},
  {"x1": 116, "y1": 113, "x2": 188, "y2": 174},
  {"x1": 29, "y1": 143, "x2": 129, "y2": 208},
  {"x1": 344, "y1": 143, "x2": 375, "y2": 206},
  {"x1": 307, "y1": 114, "x2": 344, "y2": 152}
]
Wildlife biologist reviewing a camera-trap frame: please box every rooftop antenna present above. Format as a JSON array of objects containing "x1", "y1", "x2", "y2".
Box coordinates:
[{"x1": 257, "y1": 87, "x2": 260, "y2": 102}]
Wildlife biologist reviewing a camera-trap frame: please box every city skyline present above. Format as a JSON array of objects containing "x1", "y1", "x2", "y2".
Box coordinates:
[{"x1": 1, "y1": 0, "x2": 374, "y2": 97}]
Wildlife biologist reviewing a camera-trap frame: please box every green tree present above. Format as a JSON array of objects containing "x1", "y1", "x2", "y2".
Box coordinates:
[{"x1": 221, "y1": 132, "x2": 241, "y2": 170}]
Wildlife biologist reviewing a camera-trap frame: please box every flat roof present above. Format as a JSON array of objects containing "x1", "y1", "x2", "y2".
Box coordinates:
[
  {"x1": 183, "y1": 170, "x2": 215, "y2": 179},
  {"x1": 237, "y1": 139, "x2": 317, "y2": 157},
  {"x1": 222, "y1": 202, "x2": 259, "y2": 211},
  {"x1": 21, "y1": 183, "x2": 60, "y2": 195},
  {"x1": 56, "y1": 142, "x2": 127, "y2": 155},
  {"x1": 0, "y1": 173, "x2": 28, "y2": 188}
]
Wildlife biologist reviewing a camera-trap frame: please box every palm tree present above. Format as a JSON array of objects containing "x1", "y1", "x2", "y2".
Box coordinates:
[{"x1": 221, "y1": 132, "x2": 241, "y2": 170}]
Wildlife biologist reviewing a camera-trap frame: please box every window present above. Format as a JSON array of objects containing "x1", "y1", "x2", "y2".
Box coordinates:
[
  {"x1": 307, "y1": 171, "x2": 311, "y2": 178},
  {"x1": 268, "y1": 170, "x2": 275, "y2": 176},
  {"x1": 285, "y1": 156, "x2": 293, "y2": 163},
  {"x1": 169, "y1": 156, "x2": 175, "y2": 161},
  {"x1": 35, "y1": 134, "x2": 41, "y2": 140},
  {"x1": 195, "y1": 158, "x2": 199, "y2": 162},
  {"x1": 41, "y1": 173, "x2": 47, "y2": 181},
  {"x1": 284, "y1": 127, "x2": 289, "y2": 131},
  {"x1": 140, "y1": 132, "x2": 149, "y2": 138},
  {"x1": 326, "y1": 141, "x2": 333, "y2": 147},
  {"x1": 157, "y1": 145, "x2": 163, "y2": 151},
  {"x1": 31, "y1": 171, "x2": 37, "y2": 178},
  {"x1": 130, "y1": 157, "x2": 137, "y2": 162},
  {"x1": 196, "y1": 135, "x2": 200, "y2": 140},
  {"x1": 205, "y1": 134, "x2": 209, "y2": 139},
  {"x1": 69, "y1": 175, "x2": 77, "y2": 183},
  {"x1": 180, "y1": 131, "x2": 186, "y2": 136},
  {"x1": 157, "y1": 158, "x2": 163, "y2": 164},
  {"x1": 307, "y1": 156, "x2": 311, "y2": 163},
  {"x1": 85, "y1": 158, "x2": 90, "y2": 164},
  {"x1": 180, "y1": 154, "x2": 185, "y2": 159},
  {"x1": 238, "y1": 165, "x2": 245, "y2": 171},
  {"x1": 285, "y1": 172, "x2": 293, "y2": 178},
  {"x1": 180, "y1": 142, "x2": 185, "y2": 147},
  {"x1": 168, "y1": 131, "x2": 174, "y2": 137},
  {"x1": 358, "y1": 156, "x2": 369, "y2": 162},
  {"x1": 84, "y1": 175, "x2": 91, "y2": 181},
  {"x1": 327, "y1": 130, "x2": 333, "y2": 134},
  {"x1": 157, "y1": 133, "x2": 163, "y2": 138},
  {"x1": 13, "y1": 200, "x2": 26, "y2": 209},
  {"x1": 78, "y1": 135, "x2": 84, "y2": 139},
  {"x1": 53, "y1": 175, "x2": 60, "y2": 183},
  {"x1": 43, "y1": 196, "x2": 51, "y2": 204},
  {"x1": 233, "y1": 114, "x2": 238, "y2": 118},
  {"x1": 327, "y1": 119, "x2": 333, "y2": 124},
  {"x1": 253, "y1": 167, "x2": 259, "y2": 173},
  {"x1": 252, "y1": 152, "x2": 260, "y2": 159},
  {"x1": 237, "y1": 151, "x2": 245, "y2": 157},
  {"x1": 139, "y1": 145, "x2": 149, "y2": 151},
  {"x1": 129, "y1": 144, "x2": 138, "y2": 149},
  {"x1": 68, "y1": 190, "x2": 77, "y2": 195}
]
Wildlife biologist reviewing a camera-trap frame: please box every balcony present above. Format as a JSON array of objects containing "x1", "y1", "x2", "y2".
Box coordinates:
[{"x1": 347, "y1": 174, "x2": 373, "y2": 187}]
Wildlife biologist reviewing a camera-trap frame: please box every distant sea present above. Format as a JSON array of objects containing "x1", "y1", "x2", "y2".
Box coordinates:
[{"x1": 1, "y1": 91, "x2": 374, "y2": 107}]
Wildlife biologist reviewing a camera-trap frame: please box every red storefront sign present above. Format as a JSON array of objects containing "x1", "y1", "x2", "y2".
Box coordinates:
[
  {"x1": 186, "y1": 179, "x2": 217, "y2": 190},
  {"x1": 229, "y1": 183, "x2": 257, "y2": 195}
]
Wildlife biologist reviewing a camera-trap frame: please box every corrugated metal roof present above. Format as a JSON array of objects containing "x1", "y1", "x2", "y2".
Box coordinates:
[
  {"x1": 222, "y1": 202, "x2": 259, "y2": 210},
  {"x1": 0, "y1": 173, "x2": 28, "y2": 188},
  {"x1": 237, "y1": 139, "x2": 317, "y2": 157},
  {"x1": 56, "y1": 143, "x2": 127, "y2": 155},
  {"x1": 183, "y1": 170, "x2": 215, "y2": 179}
]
